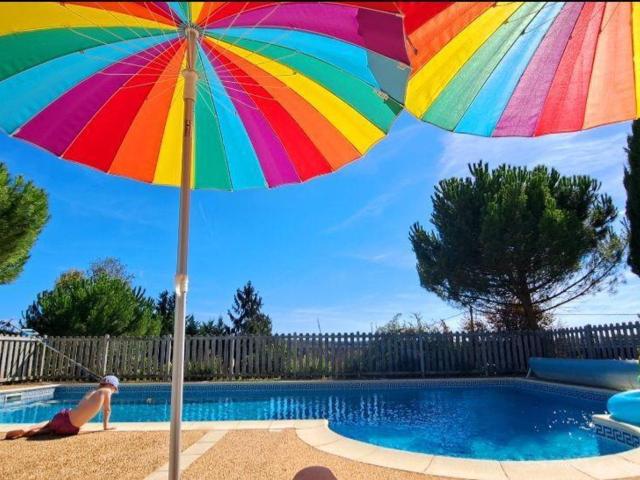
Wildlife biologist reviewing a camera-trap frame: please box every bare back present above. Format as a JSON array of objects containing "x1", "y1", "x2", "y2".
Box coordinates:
[{"x1": 69, "y1": 387, "x2": 112, "y2": 427}]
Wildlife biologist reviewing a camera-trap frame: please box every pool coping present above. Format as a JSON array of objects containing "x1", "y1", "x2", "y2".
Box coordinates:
[
  {"x1": 0, "y1": 383, "x2": 59, "y2": 394},
  {"x1": 2, "y1": 379, "x2": 640, "y2": 479}
]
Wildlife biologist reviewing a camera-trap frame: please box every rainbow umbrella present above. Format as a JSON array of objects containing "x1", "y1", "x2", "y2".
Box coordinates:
[
  {"x1": 0, "y1": 2, "x2": 409, "y2": 477},
  {"x1": 400, "y1": 2, "x2": 640, "y2": 137}
]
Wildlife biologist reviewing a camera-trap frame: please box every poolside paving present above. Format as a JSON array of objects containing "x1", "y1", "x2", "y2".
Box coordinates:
[
  {"x1": 181, "y1": 429, "x2": 435, "y2": 480},
  {"x1": 0, "y1": 430, "x2": 204, "y2": 480}
]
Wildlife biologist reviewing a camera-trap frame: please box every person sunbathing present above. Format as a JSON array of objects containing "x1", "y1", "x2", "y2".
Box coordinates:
[{"x1": 4, "y1": 375, "x2": 119, "y2": 440}]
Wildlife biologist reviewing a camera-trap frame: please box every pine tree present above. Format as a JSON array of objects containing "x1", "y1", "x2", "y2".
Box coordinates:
[
  {"x1": 227, "y1": 281, "x2": 272, "y2": 335},
  {"x1": 410, "y1": 162, "x2": 623, "y2": 330},
  {"x1": 0, "y1": 163, "x2": 49, "y2": 284},
  {"x1": 154, "y1": 289, "x2": 194, "y2": 335},
  {"x1": 625, "y1": 120, "x2": 640, "y2": 276}
]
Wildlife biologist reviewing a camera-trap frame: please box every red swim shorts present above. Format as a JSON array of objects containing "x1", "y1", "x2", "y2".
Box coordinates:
[{"x1": 48, "y1": 409, "x2": 80, "y2": 436}]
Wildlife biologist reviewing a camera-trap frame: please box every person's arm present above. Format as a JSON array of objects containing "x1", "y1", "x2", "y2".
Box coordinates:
[{"x1": 102, "y1": 392, "x2": 113, "y2": 430}]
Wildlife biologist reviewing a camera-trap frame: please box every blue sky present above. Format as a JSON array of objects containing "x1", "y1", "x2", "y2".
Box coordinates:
[{"x1": 0, "y1": 112, "x2": 638, "y2": 333}]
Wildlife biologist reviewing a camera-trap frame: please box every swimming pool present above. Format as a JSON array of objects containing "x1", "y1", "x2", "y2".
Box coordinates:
[{"x1": 0, "y1": 379, "x2": 630, "y2": 461}]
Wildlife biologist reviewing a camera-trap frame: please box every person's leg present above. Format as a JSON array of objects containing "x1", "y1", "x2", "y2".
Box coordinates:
[
  {"x1": 4, "y1": 423, "x2": 51, "y2": 440},
  {"x1": 23, "y1": 423, "x2": 52, "y2": 438},
  {"x1": 4, "y1": 429, "x2": 26, "y2": 440}
]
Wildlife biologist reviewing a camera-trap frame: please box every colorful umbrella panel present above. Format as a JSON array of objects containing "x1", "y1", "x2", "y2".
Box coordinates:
[
  {"x1": 0, "y1": 2, "x2": 410, "y2": 190},
  {"x1": 402, "y1": 2, "x2": 639, "y2": 137}
]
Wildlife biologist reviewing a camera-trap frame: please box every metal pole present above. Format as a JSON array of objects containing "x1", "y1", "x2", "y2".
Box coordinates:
[{"x1": 168, "y1": 26, "x2": 198, "y2": 480}]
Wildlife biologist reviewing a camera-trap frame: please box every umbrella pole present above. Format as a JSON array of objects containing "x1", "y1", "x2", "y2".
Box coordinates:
[{"x1": 168, "y1": 27, "x2": 199, "y2": 480}]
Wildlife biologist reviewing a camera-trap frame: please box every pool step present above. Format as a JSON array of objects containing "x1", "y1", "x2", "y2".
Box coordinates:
[{"x1": 593, "y1": 414, "x2": 640, "y2": 449}]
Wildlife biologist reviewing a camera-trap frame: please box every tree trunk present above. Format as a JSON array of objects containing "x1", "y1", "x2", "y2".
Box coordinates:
[{"x1": 518, "y1": 290, "x2": 538, "y2": 330}]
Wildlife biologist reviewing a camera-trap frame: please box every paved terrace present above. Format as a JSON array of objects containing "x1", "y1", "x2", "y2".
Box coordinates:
[{"x1": 2, "y1": 419, "x2": 640, "y2": 480}]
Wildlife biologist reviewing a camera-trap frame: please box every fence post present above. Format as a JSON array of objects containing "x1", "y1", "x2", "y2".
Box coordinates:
[
  {"x1": 39, "y1": 335, "x2": 48, "y2": 380},
  {"x1": 418, "y1": 334, "x2": 425, "y2": 377},
  {"x1": 583, "y1": 324, "x2": 594, "y2": 359},
  {"x1": 167, "y1": 335, "x2": 173, "y2": 381},
  {"x1": 101, "y1": 334, "x2": 110, "y2": 376},
  {"x1": 228, "y1": 337, "x2": 235, "y2": 378}
]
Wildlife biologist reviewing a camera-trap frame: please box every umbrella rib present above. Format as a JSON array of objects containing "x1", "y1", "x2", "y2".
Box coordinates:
[
  {"x1": 211, "y1": 41, "x2": 383, "y2": 155},
  {"x1": 0, "y1": 28, "x2": 179, "y2": 79},
  {"x1": 85, "y1": 2, "x2": 164, "y2": 42},
  {"x1": 95, "y1": 71, "x2": 181, "y2": 79},
  {"x1": 194, "y1": 44, "x2": 235, "y2": 191},
  {"x1": 203, "y1": 27, "x2": 298, "y2": 70},
  {"x1": 209, "y1": 78, "x2": 274, "y2": 110},
  {"x1": 75, "y1": 45, "x2": 183, "y2": 76},
  {"x1": 204, "y1": 2, "x2": 250, "y2": 40},
  {"x1": 206, "y1": 44, "x2": 303, "y2": 186},
  {"x1": 196, "y1": 73, "x2": 261, "y2": 113},
  {"x1": 209, "y1": 34, "x2": 395, "y2": 92},
  {"x1": 214, "y1": 70, "x2": 297, "y2": 80},
  {"x1": 215, "y1": 76, "x2": 296, "y2": 95},
  {"x1": 531, "y1": 3, "x2": 589, "y2": 135},
  {"x1": 209, "y1": 38, "x2": 405, "y2": 124},
  {"x1": 112, "y1": 2, "x2": 184, "y2": 58},
  {"x1": 67, "y1": 32, "x2": 180, "y2": 76},
  {"x1": 201, "y1": 2, "x2": 285, "y2": 66},
  {"x1": 443, "y1": 3, "x2": 559, "y2": 133},
  {"x1": 577, "y1": 3, "x2": 608, "y2": 131},
  {"x1": 63, "y1": 25, "x2": 177, "y2": 66},
  {"x1": 204, "y1": 37, "x2": 305, "y2": 79},
  {"x1": 143, "y1": 75, "x2": 185, "y2": 103},
  {"x1": 96, "y1": 75, "x2": 180, "y2": 91},
  {"x1": 60, "y1": 4, "x2": 178, "y2": 65},
  {"x1": 61, "y1": 3, "x2": 163, "y2": 40},
  {"x1": 4, "y1": 38, "x2": 182, "y2": 139},
  {"x1": 55, "y1": 40, "x2": 183, "y2": 158},
  {"x1": 203, "y1": 28, "x2": 407, "y2": 104},
  {"x1": 107, "y1": 46, "x2": 186, "y2": 178},
  {"x1": 600, "y1": 2, "x2": 621, "y2": 33},
  {"x1": 409, "y1": 2, "x2": 527, "y2": 121},
  {"x1": 163, "y1": 2, "x2": 187, "y2": 27}
]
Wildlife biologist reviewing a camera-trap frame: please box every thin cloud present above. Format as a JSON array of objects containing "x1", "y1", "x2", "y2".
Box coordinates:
[
  {"x1": 337, "y1": 249, "x2": 415, "y2": 269},
  {"x1": 436, "y1": 126, "x2": 629, "y2": 204},
  {"x1": 324, "y1": 189, "x2": 398, "y2": 233},
  {"x1": 325, "y1": 171, "x2": 429, "y2": 233}
]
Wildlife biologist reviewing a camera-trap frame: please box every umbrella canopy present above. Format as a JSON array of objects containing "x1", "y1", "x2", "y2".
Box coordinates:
[
  {"x1": 0, "y1": 2, "x2": 409, "y2": 190},
  {"x1": 0, "y1": 3, "x2": 410, "y2": 479},
  {"x1": 401, "y1": 2, "x2": 640, "y2": 137}
]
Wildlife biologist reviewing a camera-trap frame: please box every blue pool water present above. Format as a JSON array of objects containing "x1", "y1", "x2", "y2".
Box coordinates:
[{"x1": 0, "y1": 380, "x2": 629, "y2": 460}]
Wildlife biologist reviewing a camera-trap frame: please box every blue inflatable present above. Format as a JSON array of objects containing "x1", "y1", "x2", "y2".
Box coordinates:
[
  {"x1": 609, "y1": 390, "x2": 640, "y2": 426},
  {"x1": 529, "y1": 357, "x2": 639, "y2": 391}
]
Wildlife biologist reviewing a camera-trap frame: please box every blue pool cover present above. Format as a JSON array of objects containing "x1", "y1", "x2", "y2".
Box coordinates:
[{"x1": 529, "y1": 357, "x2": 639, "y2": 391}]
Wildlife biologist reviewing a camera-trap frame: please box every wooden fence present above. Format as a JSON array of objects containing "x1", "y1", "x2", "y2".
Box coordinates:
[{"x1": 1, "y1": 321, "x2": 638, "y2": 383}]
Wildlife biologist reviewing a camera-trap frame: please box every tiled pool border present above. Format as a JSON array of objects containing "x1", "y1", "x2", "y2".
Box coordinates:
[
  {"x1": 593, "y1": 414, "x2": 640, "y2": 450},
  {"x1": 2, "y1": 378, "x2": 640, "y2": 480},
  {"x1": 1, "y1": 376, "x2": 614, "y2": 398}
]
